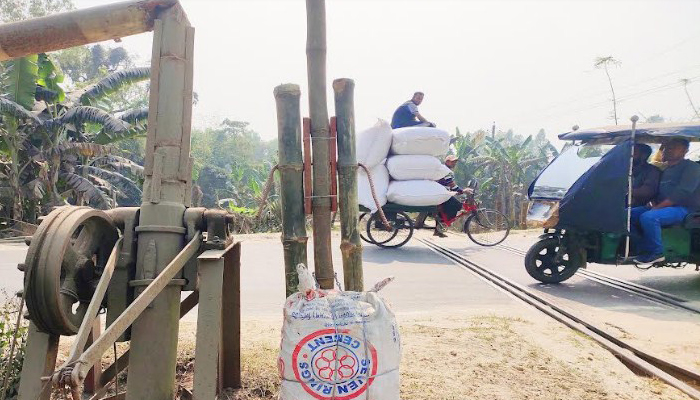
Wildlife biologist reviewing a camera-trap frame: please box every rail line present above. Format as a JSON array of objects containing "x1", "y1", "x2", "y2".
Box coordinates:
[
  {"x1": 494, "y1": 243, "x2": 700, "y2": 315},
  {"x1": 417, "y1": 237, "x2": 700, "y2": 399}
]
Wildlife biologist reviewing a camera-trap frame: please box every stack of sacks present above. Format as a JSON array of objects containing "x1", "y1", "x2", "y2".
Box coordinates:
[
  {"x1": 356, "y1": 120, "x2": 392, "y2": 212},
  {"x1": 386, "y1": 126, "x2": 453, "y2": 206}
]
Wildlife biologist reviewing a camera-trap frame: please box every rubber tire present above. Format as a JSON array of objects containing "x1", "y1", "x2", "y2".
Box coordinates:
[
  {"x1": 359, "y1": 212, "x2": 371, "y2": 243},
  {"x1": 524, "y1": 237, "x2": 584, "y2": 283},
  {"x1": 367, "y1": 211, "x2": 414, "y2": 248},
  {"x1": 464, "y1": 209, "x2": 510, "y2": 247}
]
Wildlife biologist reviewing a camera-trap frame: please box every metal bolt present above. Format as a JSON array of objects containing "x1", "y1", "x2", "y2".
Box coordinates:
[
  {"x1": 17, "y1": 263, "x2": 25, "y2": 272},
  {"x1": 24, "y1": 236, "x2": 32, "y2": 246}
]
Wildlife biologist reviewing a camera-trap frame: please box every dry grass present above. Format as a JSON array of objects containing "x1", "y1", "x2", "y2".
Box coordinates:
[
  {"x1": 47, "y1": 313, "x2": 692, "y2": 400},
  {"x1": 169, "y1": 314, "x2": 692, "y2": 400}
]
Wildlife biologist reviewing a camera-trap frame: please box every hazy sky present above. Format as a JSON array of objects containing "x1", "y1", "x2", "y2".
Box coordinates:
[{"x1": 72, "y1": 0, "x2": 700, "y2": 143}]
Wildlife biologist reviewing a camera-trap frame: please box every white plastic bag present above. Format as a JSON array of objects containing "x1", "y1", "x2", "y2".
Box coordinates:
[
  {"x1": 356, "y1": 119, "x2": 393, "y2": 169},
  {"x1": 387, "y1": 180, "x2": 453, "y2": 206},
  {"x1": 279, "y1": 265, "x2": 401, "y2": 400},
  {"x1": 386, "y1": 155, "x2": 452, "y2": 181},
  {"x1": 391, "y1": 126, "x2": 451, "y2": 156},
  {"x1": 358, "y1": 163, "x2": 389, "y2": 212}
]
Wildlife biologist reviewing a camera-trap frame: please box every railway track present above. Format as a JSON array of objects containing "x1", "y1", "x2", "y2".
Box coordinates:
[
  {"x1": 495, "y1": 243, "x2": 700, "y2": 315},
  {"x1": 417, "y1": 237, "x2": 700, "y2": 400}
]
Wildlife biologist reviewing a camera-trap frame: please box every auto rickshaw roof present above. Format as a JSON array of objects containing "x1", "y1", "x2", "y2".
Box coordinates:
[{"x1": 558, "y1": 122, "x2": 700, "y2": 142}]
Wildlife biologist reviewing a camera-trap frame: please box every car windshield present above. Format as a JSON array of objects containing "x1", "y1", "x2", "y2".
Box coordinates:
[{"x1": 530, "y1": 143, "x2": 614, "y2": 200}]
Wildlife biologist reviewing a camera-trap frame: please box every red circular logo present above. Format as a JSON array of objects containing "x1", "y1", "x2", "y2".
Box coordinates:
[{"x1": 292, "y1": 329, "x2": 378, "y2": 400}]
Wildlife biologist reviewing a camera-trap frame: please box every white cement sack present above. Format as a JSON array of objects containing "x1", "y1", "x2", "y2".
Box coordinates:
[
  {"x1": 391, "y1": 126, "x2": 451, "y2": 156},
  {"x1": 358, "y1": 163, "x2": 389, "y2": 212},
  {"x1": 387, "y1": 180, "x2": 452, "y2": 206},
  {"x1": 279, "y1": 266, "x2": 401, "y2": 400},
  {"x1": 387, "y1": 155, "x2": 452, "y2": 181},
  {"x1": 356, "y1": 119, "x2": 393, "y2": 168}
]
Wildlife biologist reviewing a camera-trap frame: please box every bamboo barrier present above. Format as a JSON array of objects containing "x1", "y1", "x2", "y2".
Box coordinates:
[
  {"x1": 333, "y1": 78, "x2": 363, "y2": 291},
  {"x1": 0, "y1": 0, "x2": 179, "y2": 61},
  {"x1": 274, "y1": 84, "x2": 309, "y2": 296}
]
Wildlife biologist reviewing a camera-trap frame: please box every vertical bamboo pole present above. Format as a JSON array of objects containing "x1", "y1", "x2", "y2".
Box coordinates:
[
  {"x1": 333, "y1": 78, "x2": 363, "y2": 291},
  {"x1": 275, "y1": 84, "x2": 308, "y2": 296},
  {"x1": 306, "y1": 0, "x2": 334, "y2": 289}
]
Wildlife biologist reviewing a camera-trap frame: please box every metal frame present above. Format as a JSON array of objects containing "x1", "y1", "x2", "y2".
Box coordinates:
[{"x1": 6, "y1": 2, "x2": 242, "y2": 399}]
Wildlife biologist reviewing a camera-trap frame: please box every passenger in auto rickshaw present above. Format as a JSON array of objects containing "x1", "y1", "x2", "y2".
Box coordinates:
[
  {"x1": 631, "y1": 143, "x2": 661, "y2": 207},
  {"x1": 630, "y1": 138, "x2": 700, "y2": 264}
]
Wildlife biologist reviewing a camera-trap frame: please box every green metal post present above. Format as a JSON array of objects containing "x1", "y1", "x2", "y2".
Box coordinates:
[
  {"x1": 275, "y1": 84, "x2": 308, "y2": 296},
  {"x1": 125, "y1": 5, "x2": 194, "y2": 400},
  {"x1": 333, "y1": 78, "x2": 363, "y2": 291}
]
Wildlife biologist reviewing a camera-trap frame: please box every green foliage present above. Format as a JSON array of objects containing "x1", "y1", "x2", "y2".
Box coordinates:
[
  {"x1": 0, "y1": 0, "x2": 74, "y2": 22},
  {"x1": 0, "y1": 49, "x2": 149, "y2": 222},
  {"x1": 78, "y1": 67, "x2": 150, "y2": 106},
  {"x1": 1, "y1": 55, "x2": 38, "y2": 110},
  {"x1": 0, "y1": 298, "x2": 29, "y2": 400},
  {"x1": 191, "y1": 120, "x2": 277, "y2": 209},
  {"x1": 451, "y1": 127, "x2": 558, "y2": 223},
  {"x1": 37, "y1": 53, "x2": 65, "y2": 103},
  {"x1": 59, "y1": 172, "x2": 112, "y2": 209}
]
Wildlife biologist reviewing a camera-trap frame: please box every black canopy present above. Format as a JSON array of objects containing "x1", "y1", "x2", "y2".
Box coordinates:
[
  {"x1": 556, "y1": 140, "x2": 631, "y2": 234},
  {"x1": 559, "y1": 122, "x2": 700, "y2": 142}
]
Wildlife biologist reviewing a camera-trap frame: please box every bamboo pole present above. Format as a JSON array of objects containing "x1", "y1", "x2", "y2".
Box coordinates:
[
  {"x1": 0, "y1": 0, "x2": 178, "y2": 61},
  {"x1": 333, "y1": 78, "x2": 363, "y2": 291},
  {"x1": 274, "y1": 84, "x2": 309, "y2": 297},
  {"x1": 306, "y1": 0, "x2": 334, "y2": 289}
]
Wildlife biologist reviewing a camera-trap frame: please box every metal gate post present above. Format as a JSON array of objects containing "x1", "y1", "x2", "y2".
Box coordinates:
[
  {"x1": 193, "y1": 249, "x2": 225, "y2": 400},
  {"x1": 125, "y1": 5, "x2": 195, "y2": 400},
  {"x1": 221, "y1": 242, "x2": 241, "y2": 389},
  {"x1": 193, "y1": 242, "x2": 241, "y2": 399}
]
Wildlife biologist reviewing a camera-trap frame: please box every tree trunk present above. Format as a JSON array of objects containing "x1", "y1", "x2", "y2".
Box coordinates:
[
  {"x1": 605, "y1": 66, "x2": 618, "y2": 125},
  {"x1": 5, "y1": 124, "x2": 24, "y2": 222},
  {"x1": 306, "y1": 0, "x2": 334, "y2": 289},
  {"x1": 333, "y1": 78, "x2": 363, "y2": 292},
  {"x1": 275, "y1": 83, "x2": 309, "y2": 297}
]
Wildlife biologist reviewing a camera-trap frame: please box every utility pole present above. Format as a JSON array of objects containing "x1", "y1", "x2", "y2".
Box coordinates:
[{"x1": 491, "y1": 121, "x2": 496, "y2": 138}]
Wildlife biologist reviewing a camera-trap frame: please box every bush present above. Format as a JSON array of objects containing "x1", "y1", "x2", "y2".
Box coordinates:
[{"x1": 0, "y1": 298, "x2": 28, "y2": 400}]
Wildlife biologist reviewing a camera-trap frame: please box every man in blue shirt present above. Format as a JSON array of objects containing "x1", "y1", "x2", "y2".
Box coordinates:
[
  {"x1": 391, "y1": 92, "x2": 436, "y2": 129},
  {"x1": 631, "y1": 138, "x2": 700, "y2": 264}
]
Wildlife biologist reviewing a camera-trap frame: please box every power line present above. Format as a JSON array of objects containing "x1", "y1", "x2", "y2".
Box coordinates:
[
  {"x1": 524, "y1": 63, "x2": 700, "y2": 117},
  {"x1": 523, "y1": 74, "x2": 700, "y2": 123}
]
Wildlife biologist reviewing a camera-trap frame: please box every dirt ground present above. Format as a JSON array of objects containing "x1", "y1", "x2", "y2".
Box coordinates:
[
  {"x1": 171, "y1": 308, "x2": 690, "y2": 400},
  {"x1": 50, "y1": 309, "x2": 692, "y2": 400}
]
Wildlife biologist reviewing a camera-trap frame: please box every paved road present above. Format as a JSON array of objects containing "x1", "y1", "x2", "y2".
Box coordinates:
[
  {"x1": 0, "y1": 242, "x2": 28, "y2": 296},
  {"x1": 0, "y1": 234, "x2": 518, "y2": 321}
]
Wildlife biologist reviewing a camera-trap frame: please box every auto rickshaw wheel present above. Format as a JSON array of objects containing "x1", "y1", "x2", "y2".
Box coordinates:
[
  {"x1": 24, "y1": 206, "x2": 119, "y2": 335},
  {"x1": 524, "y1": 237, "x2": 584, "y2": 283}
]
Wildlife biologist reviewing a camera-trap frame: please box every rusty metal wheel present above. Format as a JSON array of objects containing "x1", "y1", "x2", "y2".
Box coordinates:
[{"x1": 24, "y1": 206, "x2": 119, "y2": 335}]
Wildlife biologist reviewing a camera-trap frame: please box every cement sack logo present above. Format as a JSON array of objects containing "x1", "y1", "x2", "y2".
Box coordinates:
[{"x1": 292, "y1": 328, "x2": 378, "y2": 400}]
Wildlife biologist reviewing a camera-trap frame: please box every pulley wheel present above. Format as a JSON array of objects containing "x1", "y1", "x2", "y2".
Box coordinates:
[{"x1": 24, "y1": 206, "x2": 119, "y2": 335}]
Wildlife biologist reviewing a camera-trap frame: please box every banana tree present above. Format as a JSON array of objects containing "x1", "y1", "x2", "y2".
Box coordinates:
[{"x1": 0, "y1": 54, "x2": 150, "y2": 221}]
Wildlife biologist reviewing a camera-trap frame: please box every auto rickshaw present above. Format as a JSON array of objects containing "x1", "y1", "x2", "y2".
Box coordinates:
[{"x1": 525, "y1": 119, "x2": 700, "y2": 283}]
